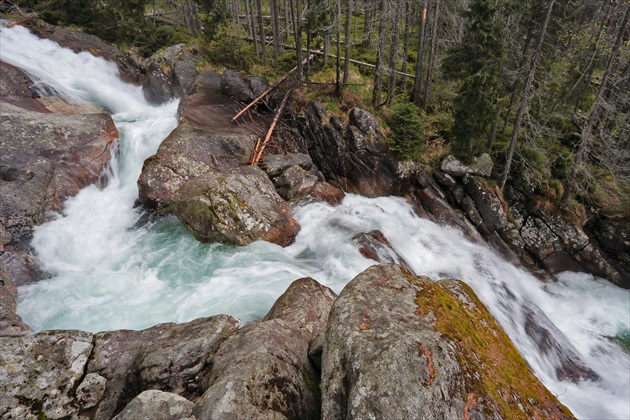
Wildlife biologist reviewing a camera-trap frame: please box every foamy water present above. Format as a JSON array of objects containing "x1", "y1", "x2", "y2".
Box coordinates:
[{"x1": 2, "y1": 23, "x2": 628, "y2": 419}]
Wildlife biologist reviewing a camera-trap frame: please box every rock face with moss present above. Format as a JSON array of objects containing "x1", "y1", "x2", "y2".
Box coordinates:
[
  {"x1": 170, "y1": 166, "x2": 300, "y2": 246},
  {"x1": 321, "y1": 264, "x2": 574, "y2": 420}
]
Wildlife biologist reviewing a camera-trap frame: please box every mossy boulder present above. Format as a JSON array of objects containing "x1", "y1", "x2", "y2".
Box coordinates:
[
  {"x1": 170, "y1": 166, "x2": 300, "y2": 246},
  {"x1": 321, "y1": 264, "x2": 574, "y2": 420},
  {"x1": 137, "y1": 122, "x2": 257, "y2": 210}
]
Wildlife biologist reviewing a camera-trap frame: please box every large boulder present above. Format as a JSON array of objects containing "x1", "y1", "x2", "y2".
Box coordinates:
[
  {"x1": 220, "y1": 70, "x2": 255, "y2": 103},
  {"x1": 141, "y1": 44, "x2": 200, "y2": 104},
  {"x1": 170, "y1": 166, "x2": 300, "y2": 246},
  {"x1": 137, "y1": 122, "x2": 256, "y2": 209},
  {"x1": 321, "y1": 264, "x2": 574, "y2": 420},
  {"x1": 87, "y1": 315, "x2": 238, "y2": 419},
  {"x1": 0, "y1": 330, "x2": 94, "y2": 419},
  {"x1": 194, "y1": 278, "x2": 335, "y2": 420},
  {"x1": 0, "y1": 102, "x2": 118, "y2": 234}
]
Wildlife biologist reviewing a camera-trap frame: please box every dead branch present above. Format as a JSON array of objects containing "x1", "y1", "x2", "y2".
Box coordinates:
[
  {"x1": 232, "y1": 55, "x2": 311, "y2": 122},
  {"x1": 250, "y1": 90, "x2": 291, "y2": 165}
]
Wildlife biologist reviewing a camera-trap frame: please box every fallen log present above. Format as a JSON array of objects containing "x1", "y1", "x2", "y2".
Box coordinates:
[
  {"x1": 231, "y1": 55, "x2": 310, "y2": 122},
  {"x1": 249, "y1": 90, "x2": 291, "y2": 165}
]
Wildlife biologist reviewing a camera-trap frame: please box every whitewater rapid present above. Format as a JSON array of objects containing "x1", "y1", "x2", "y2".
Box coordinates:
[{"x1": 1, "y1": 24, "x2": 629, "y2": 419}]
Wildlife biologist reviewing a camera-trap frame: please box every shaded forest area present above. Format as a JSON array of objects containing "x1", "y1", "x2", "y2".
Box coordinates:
[{"x1": 4, "y1": 0, "x2": 630, "y2": 222}]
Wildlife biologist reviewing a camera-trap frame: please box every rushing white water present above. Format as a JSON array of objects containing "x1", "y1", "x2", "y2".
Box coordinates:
[{"x1": 2, "y1": 24, "x2": 629, "y2": 419}]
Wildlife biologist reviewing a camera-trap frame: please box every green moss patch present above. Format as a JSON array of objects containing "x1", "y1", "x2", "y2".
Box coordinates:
[{"x1": 415, "y1": 281, "x2": 574, "y2": 419}]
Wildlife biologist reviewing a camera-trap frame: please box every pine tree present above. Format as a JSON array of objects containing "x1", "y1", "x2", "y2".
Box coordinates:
[{"x1": 443, "y1": 0, "x2": 505, "y2": 155}]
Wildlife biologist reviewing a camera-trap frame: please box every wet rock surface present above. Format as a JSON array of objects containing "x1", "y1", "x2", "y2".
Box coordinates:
[{"x1": 321, "y1": 264, "x2": 574, "y2": 420}]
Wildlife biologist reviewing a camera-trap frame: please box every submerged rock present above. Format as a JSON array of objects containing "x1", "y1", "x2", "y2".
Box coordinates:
[
  {"x1": 321, "y1": 264, "x2": 574, "y2": 420},
  {"x1": 170, "y1": 166, "x2": 300, "y2": 246}
]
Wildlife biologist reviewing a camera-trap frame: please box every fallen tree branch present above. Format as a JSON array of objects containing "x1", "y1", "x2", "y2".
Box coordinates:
[
  {"x1": 231, "y1": 55, "x2": 311, "y2": 122},
  {"x1": 250, "y1": 90, "x2": 291, "y2": 165},
  {"x1": 6, "y1": 13, "x2": 37, "y2": 28}
]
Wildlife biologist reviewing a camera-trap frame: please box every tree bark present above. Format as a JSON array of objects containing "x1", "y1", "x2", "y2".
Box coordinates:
[
  {"x1": 387, "y1": 1, "x2": 401, "y2": 102},
  {"x1": 499, "y1": 0, "x2": 555, "y2": 192},
  {"x1": 423, "y1": 0, "x2": 440, "y2": 108},
  {"x1": 412, "y1": 0, "x2": 428, "y2": 105},
  {"x1": 400, "y1": 0, "x2": 412, "y2": 90},
  {"x1": 256, "y1": 0, "x2": 268, "y2": 65},
  {"x1": 271, "y1": 0, "x2": 281, "y2": 70},
  {"x1": 343, "y1": 0, "x2": 352, "y2": 85},
  {"x1": 372, "y1": 0, "x2": 388, "y2": 106}
]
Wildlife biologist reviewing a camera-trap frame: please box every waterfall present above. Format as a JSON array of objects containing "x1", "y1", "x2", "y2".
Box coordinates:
[{"x1": 1, "y1": 23, "x2": 628, "y2": 419}]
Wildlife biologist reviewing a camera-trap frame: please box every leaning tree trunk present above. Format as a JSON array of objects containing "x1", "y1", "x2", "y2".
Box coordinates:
[{"x1": 499, "y1": 0, "x2": 555, "y2": 192}]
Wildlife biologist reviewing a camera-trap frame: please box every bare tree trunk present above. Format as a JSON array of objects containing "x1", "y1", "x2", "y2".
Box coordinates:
[
  {"x1": 487, "y1": 106, "x2": 501, "y2": 151},
  {"x1": 499, "y1": 0, "x2": 555, "y2": 192},
  {"x1": 372, "y1": 0, "x2": 388, "y2": 106},
  {"x1": 343, "y1": 0, "x2": 352, "y2": 85},
  {"x1": 287, "y1": 0, "x2": 303, "y2": 79},
  {"x1": 323, "y1": 31, "x2": 331, "y2": 65},
  {"x1": 336, "y1": 0, "x2": 342, "y2": 95},
  {"x1": 305, "y1": 0, "x2": 311, "y2": 81},
  {"x1": 561, "y1": 2, "x2": 630, "y2": 205},
  {"x1": 387, "y1": 1, "x2": 401, "y2": 103},
  {"x1": 400, "y1": 0, "x2": 412, "y2": 90},
  {"x1": 271, "y1": 0, "x2": 281, "y2": 70},
  {"x1": 423, "y1": 0, "x2": 440, "y2": 108},
  {"x1": 363, "y1": 6, "x2": 372, "y2": 47},
  {"x1": 501, "y1": 21, "x2": 535, "y2": 135},
  {"x1": 245, "y1": 0, "x2": 259, "y2": 58},
  {"x1": 256, "y1": 0, "x2": 268, "y2": 65},
  {"x1": 412, "y1": 0, "x2": 428, "y2": 105}
]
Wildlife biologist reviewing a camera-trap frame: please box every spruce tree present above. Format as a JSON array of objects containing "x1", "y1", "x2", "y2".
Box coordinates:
[{"x1": 443, "y1": 0, "x2": 505, "y2": 155}]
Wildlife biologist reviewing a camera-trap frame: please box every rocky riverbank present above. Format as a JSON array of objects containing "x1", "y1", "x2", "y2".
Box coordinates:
[{"x1": 0, "y1": 264, "x2": 574, "y2": 419}]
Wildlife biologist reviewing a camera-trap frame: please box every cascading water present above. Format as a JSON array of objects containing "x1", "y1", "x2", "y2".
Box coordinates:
[{"x1": 1, "y1": 24, "x2": 628, "y2": 419}]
